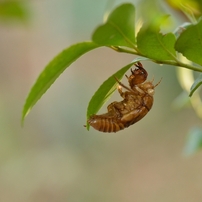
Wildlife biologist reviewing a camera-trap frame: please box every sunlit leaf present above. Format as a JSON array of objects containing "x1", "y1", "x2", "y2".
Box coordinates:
[
  {"x1": 137, "y1": 19, "x2": 176, "y2": 61},
  {"x1": 183, "y1": 127, "x2": 202, "y2": 156},
  {"x1": 22, "y1": 42, "x2": 101, "y2": 124},
  {"x1": 165, "y1": 0, "x2": 201, "y2": 19},
  {"x1": 175, "y1": 18, "x2": 202, "y2": 66},
  {"x1": 189, "y1": 73, "x2": 202, "y2": 96},
  {"x1": 92, "y1": 3, "x2": 136, "y2": 48},
  {"x1": 86, "y1": 57, "x2": 148, "y2": 130}
]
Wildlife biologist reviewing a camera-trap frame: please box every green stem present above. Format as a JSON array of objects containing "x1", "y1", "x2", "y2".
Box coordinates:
[
  {"x1": 110, "y1": 46, "x2": 142, "y2": 55},
  {"x1": 155, "y1": 60, "x2": 202, "y2": 72},
  {"x1": 110, "y1": 46, "x2": 202, "y2": 72}
]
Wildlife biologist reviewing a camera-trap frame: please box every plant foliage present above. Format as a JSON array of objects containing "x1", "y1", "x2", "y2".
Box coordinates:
[{"x1": 22, "y1": 2, "x2": 202, "y2": 152}]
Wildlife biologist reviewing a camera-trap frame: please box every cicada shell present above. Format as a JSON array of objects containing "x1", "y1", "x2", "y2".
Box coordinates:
[{"x1": 88, "y1": 62, "x2": 161, "y2": 133}]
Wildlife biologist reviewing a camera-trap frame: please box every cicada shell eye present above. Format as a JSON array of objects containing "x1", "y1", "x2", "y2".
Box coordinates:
[{"x1": 127, "y1": 63, "x2": 148, "y2": 88}]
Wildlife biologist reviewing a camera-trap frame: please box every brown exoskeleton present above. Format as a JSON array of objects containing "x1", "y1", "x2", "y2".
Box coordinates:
[{"x1": 88, "y1": 62, "x2": 161, "y2": 133}]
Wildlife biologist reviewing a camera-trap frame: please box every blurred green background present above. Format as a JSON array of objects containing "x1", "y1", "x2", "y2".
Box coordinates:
[{"x1": 0, "y1": 0, "x2": 202, "y2": 201}]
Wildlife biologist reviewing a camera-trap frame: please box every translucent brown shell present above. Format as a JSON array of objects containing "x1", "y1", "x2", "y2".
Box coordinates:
[{"x1": 88, "y1": 62, "x2": 161, "y2": 133}]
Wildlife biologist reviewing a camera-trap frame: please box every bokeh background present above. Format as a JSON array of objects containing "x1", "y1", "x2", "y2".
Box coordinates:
[{"x1": 0, "y1": 0, "x2": 202, "y2": 201}]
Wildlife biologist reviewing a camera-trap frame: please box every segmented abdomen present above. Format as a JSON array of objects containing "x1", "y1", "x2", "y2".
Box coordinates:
[{"x1": 88, "y1": 115, "x2": 125, "y2": 133}]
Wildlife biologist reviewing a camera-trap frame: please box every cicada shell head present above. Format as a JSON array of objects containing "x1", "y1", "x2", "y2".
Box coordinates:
[{"x1": 127, "y1": 62, "x2": 148, "y2": 89}]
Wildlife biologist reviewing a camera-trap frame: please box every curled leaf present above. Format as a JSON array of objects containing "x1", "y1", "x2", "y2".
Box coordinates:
[{"x1": 189, "y1": 73, "x2": 202, "y2": 96}]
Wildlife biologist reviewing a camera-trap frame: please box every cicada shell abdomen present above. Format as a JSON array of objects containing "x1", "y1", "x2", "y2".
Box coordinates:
[{"x1": 88, "y1": 115, "x2": 125, "y2": 133}]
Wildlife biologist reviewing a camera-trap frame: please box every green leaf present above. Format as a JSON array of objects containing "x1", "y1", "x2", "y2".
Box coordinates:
[
  {"x1": 175, "y1": 19, "x2": 202, "y2": 66},
  {"x1": 92, "y1": 3, "x2": 136, "y2": 48},
  {"x1": 22, "y1": 41, "x2": 100, "y2": 124},
  {"x1": 0, "y1": 1, "x2": 29, "y2": 22},
  {"x1": 86, "y1": 57, "x2": 148, "y2": 130},
  {"x1": 183, "y1": 127, "x2": 202, "y2": 156},
  {"x1": 189, "y1": 73, "x2": 202, "y2": 96},
  {"x1": 137, "y1": 21, "x2": 176, "y2": 61}
]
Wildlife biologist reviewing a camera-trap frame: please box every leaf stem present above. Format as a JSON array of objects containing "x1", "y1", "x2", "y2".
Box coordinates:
[
  {"x1": 110, "y1": 46, "x2": 145, "y2": 56},
  {"x1": 155, "y1": 60, "x2": 202, "y2": 72},
  {"x1": 111, "y1": 46, "x2": 202, "y2": 72}
]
